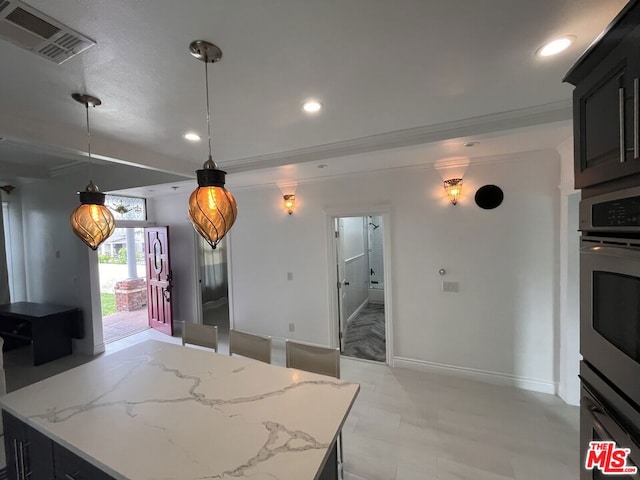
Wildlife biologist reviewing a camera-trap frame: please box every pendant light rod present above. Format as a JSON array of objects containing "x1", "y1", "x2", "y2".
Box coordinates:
[
  {"x1": 189, "y1": 40, "x2": 222, "y2": 170},
  {"x1": 71, "y1": 93, "x2": 102, "y2": 185},
  {"x1": 85, "y1": 101, "x2": 92, "y2": 179},
  {"x1": 204, "y1": 60, "x2": 213, "y2": 164}
]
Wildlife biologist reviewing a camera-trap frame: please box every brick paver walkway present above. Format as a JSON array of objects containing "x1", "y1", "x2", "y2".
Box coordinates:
[{"x1": 102, "y1": 309, "x2": 149, "y2": 344}]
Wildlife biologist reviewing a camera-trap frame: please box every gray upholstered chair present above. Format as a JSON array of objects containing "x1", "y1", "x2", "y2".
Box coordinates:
[
  {"x1": 229, "y1": 329, "x2": 272, "y2": 363},
  {"x1": 182, "y1": 323, "x2": 218, "y2": 352},
  {"x1": 285, "y1": 340, "x2": 340, "y2": 378},
  {"x1": 285, "y1": 339, "x2": 343, "y2": 477}
]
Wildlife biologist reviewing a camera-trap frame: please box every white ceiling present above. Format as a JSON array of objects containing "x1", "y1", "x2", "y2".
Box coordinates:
[{"x1": 0, "y1": 0, "x2": 628, "y2": 184}]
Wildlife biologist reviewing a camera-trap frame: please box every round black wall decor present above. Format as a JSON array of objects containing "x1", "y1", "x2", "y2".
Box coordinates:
[{"x1": 475, "y1": 185, "x2": 504, "y2": 210}]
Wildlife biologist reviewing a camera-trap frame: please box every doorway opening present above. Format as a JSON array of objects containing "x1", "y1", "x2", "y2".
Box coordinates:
[
  {"x1": 97, "y1": 227, "x2": 149, "y2": 343},
  {"x1": 334, "y1": 215, "x2": 387, "y2": 363},
  {"x1": 198, "y1": 235, "x2": 230, "y2": 349}
]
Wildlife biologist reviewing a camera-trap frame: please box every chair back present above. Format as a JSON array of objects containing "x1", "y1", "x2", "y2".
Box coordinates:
[
  {"x1": 182, "y1": 323, "x2": 218, "y2": 352},
  {"x1": 285, "y1": 340, "x2": 340, "y2": 378},
  {"x1": 229, "y1": 329, "x2": 272, "y2": 363}
]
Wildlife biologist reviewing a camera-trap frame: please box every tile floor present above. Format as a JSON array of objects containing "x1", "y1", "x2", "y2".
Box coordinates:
[
  {"x1": 343, "y1": 303, "x2": 386, "y2": 362},
  {"x1": 2, "y1": 329, "x2": 580, "y2": 480}
]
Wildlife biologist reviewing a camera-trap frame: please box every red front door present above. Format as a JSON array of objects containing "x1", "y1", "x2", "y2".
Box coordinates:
[{"x1": 145, "y1": 227, "x2": 173, "y2": 335}]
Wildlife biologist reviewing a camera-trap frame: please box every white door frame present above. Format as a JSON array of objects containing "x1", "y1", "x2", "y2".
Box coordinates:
[
  {"x1": 90, "y1": 220, "x2": 154, "y2": 355},
  {"x1": 325, "y1": 205, "x2": 394, "y2": 366}
]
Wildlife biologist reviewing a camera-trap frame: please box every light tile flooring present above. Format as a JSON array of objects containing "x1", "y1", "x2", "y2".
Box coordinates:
[{"x1": 2, "y1": 329, "x2": 580, "y2": 480}]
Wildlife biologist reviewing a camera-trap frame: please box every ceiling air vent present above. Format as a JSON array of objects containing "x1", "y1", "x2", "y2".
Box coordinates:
[{"x1": 0, "y1": 0, "x2": 95, "y2": 64}]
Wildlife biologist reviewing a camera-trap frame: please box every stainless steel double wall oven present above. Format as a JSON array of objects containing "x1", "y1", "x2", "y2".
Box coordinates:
[{"x1": 580, "y1": 186, "x2": 640, "y2": 479}]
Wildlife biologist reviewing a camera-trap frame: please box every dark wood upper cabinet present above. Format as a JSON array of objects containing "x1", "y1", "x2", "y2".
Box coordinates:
[{"x1": 565, "y1": 1, "x2": 640, "y2": 189}]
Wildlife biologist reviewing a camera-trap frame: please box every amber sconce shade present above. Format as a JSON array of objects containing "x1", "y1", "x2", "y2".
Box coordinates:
[
  {"x1": 284, "y1": 194, "x2": 295, "y2": 215},
  {"x1": 444, "y1": 178, "x2": 463, "y2": 205}
]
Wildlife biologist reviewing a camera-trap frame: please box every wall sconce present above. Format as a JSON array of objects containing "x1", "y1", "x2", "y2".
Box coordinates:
[
  {"x1": 444, "y1": 178, "x2": 463, "y2": 205},
  {"x1": 283, "y1": 194, "x2": 296, "y2": 215}
]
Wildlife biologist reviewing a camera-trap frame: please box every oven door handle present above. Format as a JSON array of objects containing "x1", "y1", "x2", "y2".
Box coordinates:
[
  {"x1": 584, "y1": 399, "x2": 617, "y2": 443},
  {"x1": 582, "y1": 397, "x2": 640, "y2": 480},
  {"x1": 580, "y1": 244, "x2": 640, "y2": 258}
]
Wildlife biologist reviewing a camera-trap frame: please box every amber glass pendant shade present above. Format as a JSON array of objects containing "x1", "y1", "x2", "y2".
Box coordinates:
[
  {"x1": 70, "y1": 186, "x2": 116, "y2": 250},
  {"x1": 188, "y1": 166, "x2": 237, "y2": 249}
]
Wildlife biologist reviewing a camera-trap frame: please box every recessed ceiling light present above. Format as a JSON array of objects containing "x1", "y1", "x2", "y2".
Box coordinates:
[
  {"x1": 303, "y1": 100, "x2": 322, "y2": 113},
  {"x1": 536, "y1": 36, "x2": 575, "y2": 57},
  {"x1": 184, "y1": 132, "x2": 201, "y2": 142}
]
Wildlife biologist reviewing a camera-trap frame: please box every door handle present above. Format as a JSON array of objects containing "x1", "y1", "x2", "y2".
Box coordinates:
[
  {"x1": 620, "y1": 86, "x2": 626, "y2": 163},
  {"x1": 344, "y1": 281, "x2": 350, "y2": 286},
  {"x1": 163, "y1": 289, "x2": 171, "y2": 302},
  {"x1": 13, "y1": 439, "x2": 20, "y2": 480},
  {"x1": 635, "y1": 78, "x2": 639, "y2": 158}
]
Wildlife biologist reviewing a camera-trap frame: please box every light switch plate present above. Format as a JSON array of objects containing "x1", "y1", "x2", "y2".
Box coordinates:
[
  {"x1": 443, "y1": 281, "x2": 459, "y2": 292},
  {"x1": 287, "y1": 272, "x2": 293, "y2": 280}
]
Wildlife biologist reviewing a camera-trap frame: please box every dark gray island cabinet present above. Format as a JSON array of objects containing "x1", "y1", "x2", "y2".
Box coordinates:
[{"x1": 3, "y1": 410, "x2": 114, "y2": 480}]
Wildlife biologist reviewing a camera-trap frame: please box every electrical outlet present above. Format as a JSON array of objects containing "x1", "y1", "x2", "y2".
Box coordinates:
[
  {"x1": 289, "y1": 323, "x2": 295, "y2": 332},
  {"x1": 443, "y1": 281, "x2": 459, "y2": 293}
]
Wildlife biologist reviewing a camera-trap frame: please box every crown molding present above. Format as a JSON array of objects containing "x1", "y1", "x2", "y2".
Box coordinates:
[
  {"x1": 48, "y1": 160, "x2": 88, "y2": 177},
  {"x1": 229, "y1": 147, "x2": 558, "y2": 193},
  {"x1": 223, "y1": 100, "x2": 572, "y2": 175}
]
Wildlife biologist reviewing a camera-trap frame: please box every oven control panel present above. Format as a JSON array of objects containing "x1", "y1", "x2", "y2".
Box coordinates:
[
  {"x1": 580, "y1": 186, "x2": 640, "y2": 231},
  {"x1": 592, "y1": 196, "x2": 640, "y2": 227}
]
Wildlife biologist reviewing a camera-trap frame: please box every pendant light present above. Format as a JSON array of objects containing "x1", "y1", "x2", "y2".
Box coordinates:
[
  {"x1": 69, "y1": 93, "x2": 116, "y2": 250},
  {"x1": 187, "y1": 40, "x2": 237, "y2": 250}
]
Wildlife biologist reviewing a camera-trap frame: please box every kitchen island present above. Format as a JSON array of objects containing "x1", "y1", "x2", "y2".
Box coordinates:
[{"x1": 0, "y1": 340, "x2": 359, "y2": 479}]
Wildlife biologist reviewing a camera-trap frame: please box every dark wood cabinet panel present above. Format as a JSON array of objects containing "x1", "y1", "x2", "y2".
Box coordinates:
[
  {"x1": 3, "y1": 411, "x2": 54, "y2": 480},
  {"x1": 2, "y1": 411, "x2": 114, "y2": 480},
  {"x1": 53, "y1": 443, "x2": 115, "y2": 480},
  {"x1": 566, "y1": 2, "x2": 640, "y2": 190},
  {"x1": 572, "y1": 26, "x2": 640, "y2": 188}
]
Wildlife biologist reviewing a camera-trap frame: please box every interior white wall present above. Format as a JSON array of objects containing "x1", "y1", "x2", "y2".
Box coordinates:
[
  {"x1": 227, "y1": 150, "x2": 560, "y2": 392},
  {"x1": 17, "y1": 164, "x2": 186, "y2": 354},
  {"x1": 340, "y1": 217, "x2": 369, "y2": 320},
  {"x1": 368, "y1": 215, "x2": 384, "y2": 289},
  {"x1": 0, "y1": 188, "x2": 26, "y2": 301},
  {"x1": 150, "y1": 192, "x2": 198, "y2": 332},
  {"x1": 557, "y1": 136, "x2": 581, "y2": 405}
]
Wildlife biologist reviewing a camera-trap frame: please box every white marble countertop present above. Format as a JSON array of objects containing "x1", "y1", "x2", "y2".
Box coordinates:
[{"x1": 0, "y1": 340, "x2": 360, "y2": 480}]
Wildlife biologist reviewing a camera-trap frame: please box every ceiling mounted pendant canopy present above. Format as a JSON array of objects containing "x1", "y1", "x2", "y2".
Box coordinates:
[
  {"x1": 69, "y1": 93, "x2": 115, "y2": 250},
  {"x1": 187, "y1": 40, "x2": 237, "y2": 250}
]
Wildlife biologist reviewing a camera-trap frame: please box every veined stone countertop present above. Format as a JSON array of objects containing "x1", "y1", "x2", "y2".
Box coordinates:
[{"x1": 0, "y1": 340, "x2": 360, "y2": 479}]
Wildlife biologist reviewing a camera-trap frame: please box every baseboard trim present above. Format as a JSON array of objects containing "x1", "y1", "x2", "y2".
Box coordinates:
[
  {"x1": 393, "y1": 356, "x2": 557, "y2": 395},
  {"x1": 203, "y1": 296, "x2": 228, "y2": 311},
  {"x1": 346, "y1": 299, "x2": 369, "y2": 328},
  {"x1": 93, "y1": 342, "x2": 106, "y2": 355},
  {"x1": 73, "y1": 338, "x2": 104, "y2": 356}
]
